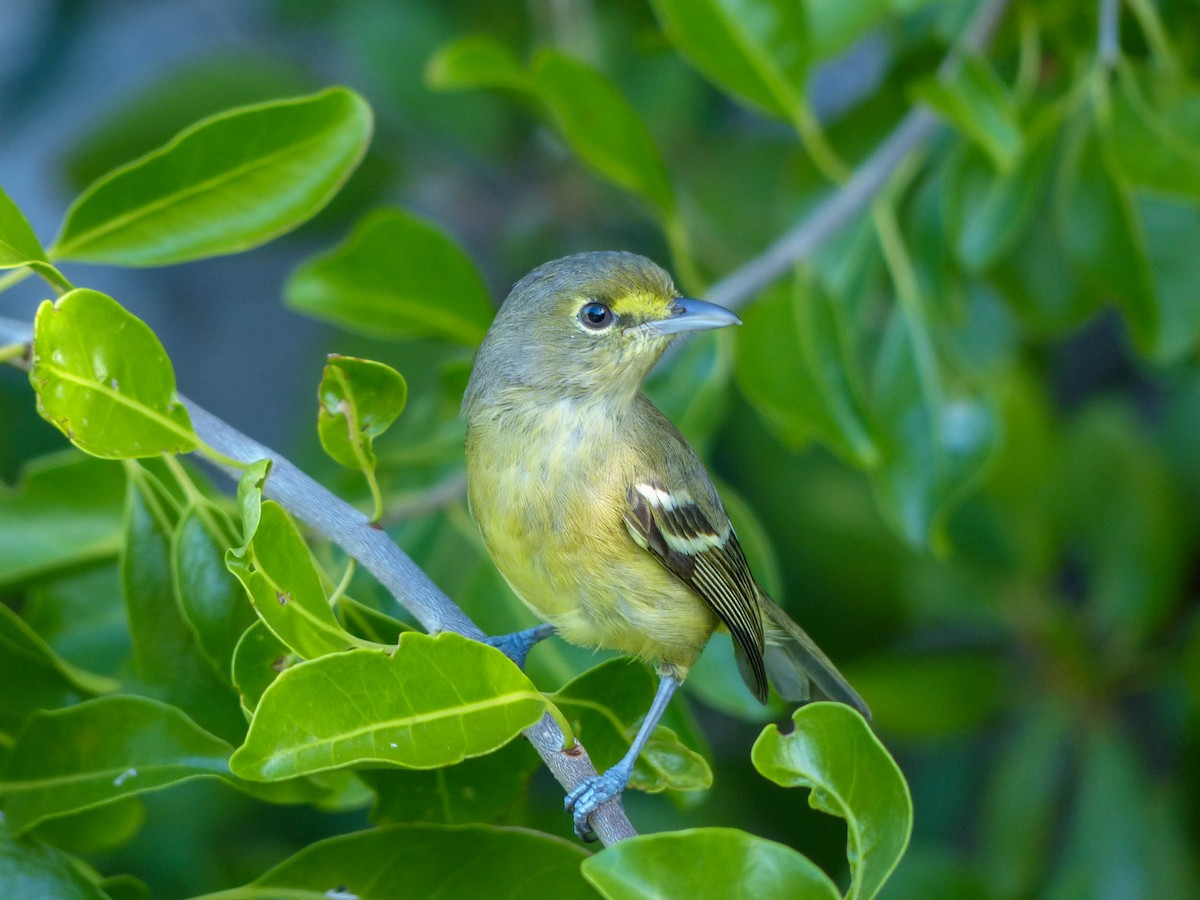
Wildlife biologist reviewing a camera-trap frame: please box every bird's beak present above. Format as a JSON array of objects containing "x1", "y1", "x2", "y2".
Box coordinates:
[{"x1": 648, "y1": 298, "x2": 742, "y2": 336}]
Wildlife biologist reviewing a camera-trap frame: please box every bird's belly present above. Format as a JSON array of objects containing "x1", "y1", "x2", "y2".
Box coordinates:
[{"x1": 467, "y1": 428, "x2": 715, "y2": 670}]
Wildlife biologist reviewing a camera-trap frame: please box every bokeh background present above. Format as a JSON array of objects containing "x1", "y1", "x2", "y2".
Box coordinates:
[{"x1": 2, "y1": 1, "x2": 1199, "y2": 897}]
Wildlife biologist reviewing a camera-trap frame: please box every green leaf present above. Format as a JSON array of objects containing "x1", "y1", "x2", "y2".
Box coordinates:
[
  {"x1": 0, "y1": 602, "x2": 118, "y2": 730},
  {"x1": 229, "y1": 633, "x2": 554, "y2": 780},
  {"x1": 650, "y1": 0, "x2": 810, "y2": 119},
  {"x1": 803, "y1": 0, "x2": 891, "y2": 63},
  {"x1": 220, "y1": 823, "x2": 593, "y2": 899},
  {"x1": 736, "y1": 277, "x2": 878, "y2": 467},
  {"x1": 123, "y1": 470, "x2": 245, "y2": 742},
  {"x1": 1056, "y1": 116, "x2": 1157, "y2": 348},
  {"x1": 285, "y1": 207, "x2": 493, "y2": 344},
  {"x1": 0, "y1": 453, "x2": 124, "y2": 589},
  {"x1": 24, "y1": 565, "x2": 130, "y2": 680},
  {"x1": 29, "y1": 796, "x2": 146, "y2": 855},
  {"x1": 583, "y1": 827, "x2": 839, "y2": 899},
  {"x1": 553, "y1": 659, "x2": 711, "y2": 794},
  {"x1": 225, "y1": 500, "x2": 361, "y2": 659},
  {"x1": 363, "y1": 738, "x2": 540, "y2": 825},
  {"x1": 318, "y1": 355, "x2": 408, "y2": 471},
  {"x1": 234, "y1": 459, "x2": 272, "y2": 545},
  {"x1": 173, "y1": 505, "x2": 257, "y2": 683},
  {"x1": 530, "y1": 50, "x2": 676, "y2": 215},
  {"x1": 426, "y1": 34, "x2": 534, "y2": 94},
  {"x1": 911, "y1": 56, "x2": 1023, "y2": 171},
  {"x1": 0, "y1": 695, "x2": 232, "y2": 833},
  {"x1": 752, "y1": 703, "x2": 913, "y2": 900},
  {"x1": 0, "y1": 819, "x2": 109, "y2": 900},
  {"x1": 0, "y1": 186, "x2": 65, "y2": 288},
  {"x1": 51, "y1": 88, "x2": 372, "y2": 266},
  {"x1": 1136, "y1": 193, "x2": 1200, "y2": 363},
  {"x1": 30, "y1": 289, "x2": 198, "y2": 459},
  {"x1": 1108, "y1": 66, "x2": 1200, "y2": 205},
  {"x1": 230, "y1": 619, "x2": 295, "y2": 712}
]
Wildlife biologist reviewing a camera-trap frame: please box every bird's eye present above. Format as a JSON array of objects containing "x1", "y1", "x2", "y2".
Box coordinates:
[{"x1": 579, "y1": 302, "x2": 615, "y2": 330}]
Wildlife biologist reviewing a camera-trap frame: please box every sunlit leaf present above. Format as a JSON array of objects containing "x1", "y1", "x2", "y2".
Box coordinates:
[
  {"x1": 30, "y1": 290, "x2": 198, "y2": 459},
  {"x1": 286, "y1": 207, "x2": 493, "y2": 344},
  {"x1": 318, "y1": 355, "x2": 407, "y2": 471},
  {"x1": 0, "y1": 186, "x2": 66, "y2": 288},
  {"x1": 219, "y1": 823, "x2": 593, "y2": 899},
  {"x1": 752, "y1": 702, "x2": 912, "y2": 900},
  {"x1": 426, "y1": 34, "x2": 533, "y2": 93},
  {"x1": 583, "y1": 827, "x2": 839, "y2": 899},
  {"x1": 0, "y1": 696, "x2": 232, "y2": 833},
  {"x1": 229, "y1": 633, "x2": 554, "y2": 780},
  {"x1": 52, "y1": 89, "x2": 372, "y2": 265}
]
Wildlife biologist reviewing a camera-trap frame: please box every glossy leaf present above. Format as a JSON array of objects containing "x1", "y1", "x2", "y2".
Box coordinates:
[
  {"x1": 0, "y1": 602, "x2": 117, "y2": 729},
  {"x1": 52, "y1": 88, "x2": 372, "y2": 265},
  {"x1": 650, "y1": 0, "x2": 809, "y2": 119},
  {"x1": 0, "y1": 453, "x2": 124, "y2": 589},
  {"x1": 123, "y1": 470, "x2": 245, "y2": 742},
  {"x1": 30, "y1": 289, "x2": 198, "y2": 458},
  {"x1": 318, "y1": 355, "x2": 407, "y2": 471},
  {"x1": 286, "y1": 207, "x2": 493, "y2": 344},
  {"x1": 220, "y1": 823, "x2": 594, "y2": 899},
  {"x1": 553, "y1": 659, "x2": 711, "y2": 793},
  {"x1": 225, "y1": 500, "x2": 361, "y2": 659},
  {"x1": 0, "y1": 819, "x2": 108, "y2": 900},
  {"x1": 235, "y1": 458, "x2": 272, "y2": 545},
  {"x1": 583, "y1": 827, "x2": 839, "y2": 899},
  {"x1": 0, "y1": 186, "x2": 65, "y2": 288},
  {"x1": 229, "y1": 633, "x2": 553, "y2": 780},
  {"x1": 173, "y1": 504, "x2": 256, "y2": 682},
  {"x1": 0, "y1": 695, "x2": 232, "y2": 833},
  {"x1": 364, "y1": 738, "x2": 540, "y2": 825},
  {"x1": 1056, "y1": 118, "x2": 1156, "y2": 348},
  {"x1": 736, "y1": 277, "x2": 877, "y2": 467},
  {"x1": 752, "y1": 703, "x2": 913, "y2": 900},
  {"x1": 230, "y1": 619, "x2": 295, "y2": 713},
  {"x1": 531, "y1": 50, "x2": 676, "y2": 215},
  {"x1": 912, "y1": 56, "x2": 1022, "y2": 171}
]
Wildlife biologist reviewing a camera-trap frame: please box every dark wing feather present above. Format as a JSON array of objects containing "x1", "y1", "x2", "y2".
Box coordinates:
[{"x1": 624, "y1": 481, "x2": 768, "y2": 702}]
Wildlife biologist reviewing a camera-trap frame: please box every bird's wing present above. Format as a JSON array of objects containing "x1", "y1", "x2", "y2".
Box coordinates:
[{"x1": 624, "y1": 480, "x2": 768, "y2": 702}]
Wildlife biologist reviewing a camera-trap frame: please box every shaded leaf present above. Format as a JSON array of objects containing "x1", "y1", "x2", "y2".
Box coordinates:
[
  {"x1": 426, "y1": 35, "x2": 533, "y2": 93},
  {"x1": 225, "y1": 500, "x2": 361, "y2": 659},
  {"x1": 286, "y1": 207, "x2": 493, "y2": 344},
  {"x1": 0, "y1": 695, "x2": 231, "y2": 833},
  {"x1": 30, "y1": 290, "x2": 198, "y2": 459},
  {"x1": 553, "y1": 659, "x2": 710, "y2": 794},
  {"x1": 1136, "y1": 192, "x2": 1200, "y2": 363},
  {"x1": 1108, "y1": 66, "x2": 1200, "y2": 205},
  {"x1": 363, "y1": 738, "x2": 540, "y2": 825},
  {"x1": 752, "y1": 702, "x2": 912, "y2": 900},
  {"x1": 230, "y1": 619, "x2": 295, "y2": 713},
  {"x1": 235, "y1": 458, "x2": 272, "y2": 545},
  {"x1": 912, "y1": 56, "x2": 1023, "y2": 171},
  {"x1": 318, "y1": 355, "x2": 407, "y2": 471},
  {"x1": 583, "y1": 827, "x2": 839, "y2": 899},
  {"x1": 0, "y1": 819, "x2": 108, "y2": 900},
  {"x1": 0, "y1": 453, "x2": 124, "y2": 589},
  {"x1": 219, "y1": 823, "x2": 593, "y2": 900},
  {"x1": 229, "y1": 633, "x2": 555, "y2": 780},
  {"x1": 29, "y1": 796, "x2": 146, "y2": 855},
  {"x1": 52, "y1": 88, "x2": 372, "y2": 266}
]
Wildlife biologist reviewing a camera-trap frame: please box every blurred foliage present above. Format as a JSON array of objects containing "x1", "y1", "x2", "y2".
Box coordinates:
[{"x1": 2, "y1": 0, "x2": 1200, "y2": 897}]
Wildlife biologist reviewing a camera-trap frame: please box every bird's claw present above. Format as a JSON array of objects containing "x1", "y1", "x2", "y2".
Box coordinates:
[
  {"x1": 564, "y1": 765, "x2": 630, "y2": 842},
  {"x1": 484, "y1": 624, "x2": 556, "y2": 668}
]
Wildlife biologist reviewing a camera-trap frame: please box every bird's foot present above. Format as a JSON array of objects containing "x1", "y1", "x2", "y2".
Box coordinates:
[
  {"x1": 564, "y1": 762, "x2": 632, "y2": 842},
  {"x1": 484, "y1": 624, "x2": 556, "y2": 668}
]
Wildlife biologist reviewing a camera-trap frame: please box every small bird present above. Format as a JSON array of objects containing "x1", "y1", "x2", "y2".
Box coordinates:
[{"x1": 463, "y1": 251, "x2": 867, "y2": 840}]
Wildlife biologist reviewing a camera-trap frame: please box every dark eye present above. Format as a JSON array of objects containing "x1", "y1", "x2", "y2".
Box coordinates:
[{"x1": 579, "y1": 302, "x2": 615, "y2": 330}]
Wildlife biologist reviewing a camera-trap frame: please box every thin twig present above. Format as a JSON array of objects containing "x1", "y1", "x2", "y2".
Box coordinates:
[{"x1": 708, "y1": 0, "x2": 1012, "y2": 311}]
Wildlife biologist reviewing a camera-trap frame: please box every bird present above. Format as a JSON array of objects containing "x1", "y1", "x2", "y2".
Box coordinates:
[{"x1": 462, "y1": 251, "x2": 868, "y2": 840}]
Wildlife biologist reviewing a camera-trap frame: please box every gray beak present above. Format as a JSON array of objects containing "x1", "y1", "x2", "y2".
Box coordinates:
[{"x1": 649, "y1": 298, "x2": 742, "y2": 336}]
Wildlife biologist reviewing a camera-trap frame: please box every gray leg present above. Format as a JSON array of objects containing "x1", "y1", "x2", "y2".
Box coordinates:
[
  {"x1": 484, "y1": 624, "x2": 556, "y2": 668},
  {"x1": 564, "y1": 670, "x2": 681, "y2": 841}
]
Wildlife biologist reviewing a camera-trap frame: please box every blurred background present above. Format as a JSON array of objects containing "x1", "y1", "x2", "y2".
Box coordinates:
[{"x1": 2, "y1": 0, "x2": 1199, "y2": 897}]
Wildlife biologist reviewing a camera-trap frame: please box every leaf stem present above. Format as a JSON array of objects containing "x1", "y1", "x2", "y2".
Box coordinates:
[
  {"x1": 328, "y1": 557, "x2": 356, "y2": 607},
  {"x1": 0, "y1": 342, "x2": 27, "y2": 365}
]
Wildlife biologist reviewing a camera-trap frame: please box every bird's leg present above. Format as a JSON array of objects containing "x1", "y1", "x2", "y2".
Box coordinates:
[
  {"x1": 564, "y1": 670, "x2": 681, "y2": 841},
  {"x1": 484, "y1": 623, "x2": 556, "y2": 668}
]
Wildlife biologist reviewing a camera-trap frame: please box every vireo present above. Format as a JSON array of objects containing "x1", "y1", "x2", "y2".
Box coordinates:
[{"x1": 463, "y1": 251, "x2": 867, "y2": 840}]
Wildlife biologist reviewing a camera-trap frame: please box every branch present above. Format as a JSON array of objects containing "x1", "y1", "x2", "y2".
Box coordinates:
[
  {"x1": 0, "y1": 315, "x2": 637, "y2": 847},
  {"x1": 708, "y1": 0, "x2": 1012, "y2": 312}
]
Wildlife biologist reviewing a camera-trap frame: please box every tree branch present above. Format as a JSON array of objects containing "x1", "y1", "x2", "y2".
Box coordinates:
[
  {"x1": 708, "y1": 0, "x2": 1012, "y2": 311},
  {"x1": 0, "y1": 315, "x2": 637, "y2": 847}
]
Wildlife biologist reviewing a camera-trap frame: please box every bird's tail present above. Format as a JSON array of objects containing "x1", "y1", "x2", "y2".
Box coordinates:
[{"x1": 755, "y1": 593, "x2": 870, "y2": 719}]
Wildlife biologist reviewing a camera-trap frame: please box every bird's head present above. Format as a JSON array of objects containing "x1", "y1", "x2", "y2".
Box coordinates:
[{"x1": 465, "y1": 251, "x2": 740, "y2": 409}]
